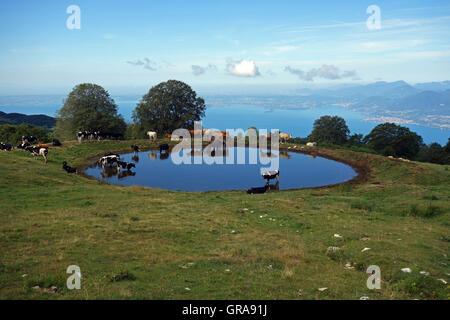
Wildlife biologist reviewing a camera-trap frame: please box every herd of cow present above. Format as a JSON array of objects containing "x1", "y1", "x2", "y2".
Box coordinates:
[
  {"x1": 148, "y1": 130, "x2": 293, "y2": 143},
  {"x1": 1, "y1": 136, "x2": 53, "y2": 163},
  {"x1": 77, "y1": 131, "x2": 122, "y2": 143}
]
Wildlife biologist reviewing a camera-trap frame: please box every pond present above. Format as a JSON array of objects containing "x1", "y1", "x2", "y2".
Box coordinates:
[{"x1": 84, "y1": 147, "x2": 358, "y2": 192}]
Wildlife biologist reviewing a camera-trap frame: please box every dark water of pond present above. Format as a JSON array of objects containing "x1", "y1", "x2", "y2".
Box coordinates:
[{"x1": 85, "y1": 147, "x2": 357, "y2": 192}]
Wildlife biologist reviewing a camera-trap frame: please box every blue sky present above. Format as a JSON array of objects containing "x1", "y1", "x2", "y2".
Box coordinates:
[{"x1": 1, "y1": 0, "x2": 450, "y2": 94}]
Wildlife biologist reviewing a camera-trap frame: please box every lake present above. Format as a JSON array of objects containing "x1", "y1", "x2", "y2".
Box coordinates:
[
  {"x1": 84, "y1": 147, "x2": 358, "y2": 192},
  {"x1": 1, "y1": 97, "x2": 448, "y2": 145}
]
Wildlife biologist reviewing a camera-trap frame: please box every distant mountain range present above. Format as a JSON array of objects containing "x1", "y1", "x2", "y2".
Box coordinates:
[
  {"x1": 329, "y1": 82, "x2": 450, "y2": 129},
  {"x1": 0, "y1": 81, "x2": 449, "y2": 130},
  {"x1": 0, "y1": 111, "x2": 56, "y2": 130},
  {"x1": 208, "y1": 81, "x2": 450, "y2": 129}
]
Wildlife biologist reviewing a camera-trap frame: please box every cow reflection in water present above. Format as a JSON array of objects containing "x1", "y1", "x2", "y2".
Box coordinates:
[
  {"x1": 149, "y1": 149, "x2": 171, "y2": 160},
  {"x1": 160, "y1": 152, "x2": 169, "y2": 160},
  {"x1": 260, "y1": 149, "x2": 277, "y2": 159},
  {"x1": 279, "y1": 150, "x2": 291, "y2": 159},
  {"x1": 101, "y1": 167, "x2": 136, "y2": 179},
  {"x1": 132, "y1": 155, "x2": 139, "y2": 163},
  {"x1": 194, "y1": 146, "x2": 229, "y2": 158}
]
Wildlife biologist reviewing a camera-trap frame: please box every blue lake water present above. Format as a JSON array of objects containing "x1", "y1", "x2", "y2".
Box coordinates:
[
  {"x1": 85, "y1": 147, "x2": 357, "y2": 192},
  {"x1": 1, "y1": 100, "x2": 449, "y2": 145}
]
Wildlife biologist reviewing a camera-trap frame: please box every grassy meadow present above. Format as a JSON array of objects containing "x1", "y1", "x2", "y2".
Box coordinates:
[{"x1": 0, "y1": 140, "x2": 449, "y2": 299}]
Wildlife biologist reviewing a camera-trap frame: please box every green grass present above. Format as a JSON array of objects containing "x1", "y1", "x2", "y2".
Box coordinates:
[{"x1": 0, "y1": 140, "x2": 449, "y2": 300}]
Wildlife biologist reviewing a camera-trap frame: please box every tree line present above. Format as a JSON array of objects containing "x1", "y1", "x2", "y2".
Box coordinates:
[
  {"x1": 1, "y1": 80, "x2": 448, "y2": 165},
  {"x1": 302, "y1": 115, "x2": 450, "y2": 164}
]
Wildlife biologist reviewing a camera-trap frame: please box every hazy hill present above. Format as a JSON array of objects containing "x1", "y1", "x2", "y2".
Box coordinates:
[
  {"x1": 0, "y1": 111, "x2": 56, "y2": 130},
  {"x1": 394, "y1": 90, "x2": 450, "y2": 110},
  {"x1": 414, "y1": 81, "x2": 450, "y2": 92}
]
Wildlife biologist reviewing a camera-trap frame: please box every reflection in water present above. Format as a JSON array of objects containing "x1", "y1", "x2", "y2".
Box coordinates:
[
  {"x1": 160, "y1": 152, "x2": 170, "y2": 160},
  {"x1": 149, "y1": 149, "x2": 171, "y2": 160},
  {"x1": 279, "y1": 150, "x2": 291, "y2": 159},
  {"x1": 260, "y1": 149, "x2": 277, "y2": 158},
  {"x1": 189, "y1": 147, "x2": 230, "y2": 157},
  {"x1": 132, "y1": 155, "x2": 139, "y2": 163},
  {"x1": 267, "y1": 181, "x2": 279, "y2": 191},
  {"x1": 100, "y1": 167, "x2": 136, "y2": 179}
]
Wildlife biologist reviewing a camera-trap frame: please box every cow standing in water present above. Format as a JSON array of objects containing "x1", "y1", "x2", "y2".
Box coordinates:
[
  {"x1": 131, "y1": 145, "x2": 139, "y2": 155},
  {"x1": 98, "y1": 154, "x2": 120, "y2": 170}
]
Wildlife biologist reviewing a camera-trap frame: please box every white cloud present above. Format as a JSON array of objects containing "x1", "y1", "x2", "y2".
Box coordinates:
[{"x1": 226, "y1": 59, "x2": 260, "y2": 77}]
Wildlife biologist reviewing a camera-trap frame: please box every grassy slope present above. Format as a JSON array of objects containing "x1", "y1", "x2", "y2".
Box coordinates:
[{"x1": 0, "y1": 140, "x2": 448, "y2": 300}]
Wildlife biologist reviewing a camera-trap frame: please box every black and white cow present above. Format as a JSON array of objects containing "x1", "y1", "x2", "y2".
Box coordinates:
[
  {"x1": 0, "y1": 142, "x2": 13, "y2": 151},
  {"x1": 261, "y1": 170, "x2": 279, "y2": 185},
  {"x1": 98, "y1": 154, "x2": 120, "y2": 169},
  {"x1": 25, "y1": 146, "x2": 48, "y2": 163},
  {"x1": 117, "y1": 161, "x2": 136, "y2": 171},
  {"x1": 17, "y1": 141, "x2": 31, "y2": 149},
  {"x1": 22, "y1": 136, "x2": 37, "y2": 144},
  {"x1": 62, "y1": 161, "x2": 77, "y2": 173},
  {"x1": 77, "y1": 131, "x2": 88, "y2": 143}
]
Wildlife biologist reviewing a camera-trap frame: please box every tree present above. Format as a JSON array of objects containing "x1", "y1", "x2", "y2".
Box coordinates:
[
  {"x1": 308, "y1": 115, "x2": 350, "y2": 145},
  {"x1": 55, "y1": 83, "x2": 126, "y2": 140},
  {"x1": 417, "y1": 143, "x2": 449, "y2": 165},
  {"x1": 446, "y1": 138, "x2": 450, "y2": 153},
  {"x1": 0, "y1": 124, "x2": 50, "y2": 145},
  {"x1": 363, "y1": 123, "x2": 423, "y2": 159},
  {"x1": 132, "y1": 80, "x2": 206, "y2": 136},
  {"x1": 347, "y1": 133, "x2": 364, "y2": 147}
]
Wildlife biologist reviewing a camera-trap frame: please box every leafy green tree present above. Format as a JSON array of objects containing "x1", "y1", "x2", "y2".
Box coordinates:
[
  {"x1": 0, "y1": 124, "x2": 50, "y2": 145},
  {"x1": 347, "y1": 133, "x2": 364, "y2": 147},
  {"x1": 125, "y1": 123, "x2": 147, "y2": 140},
  {"x1": 417, "y1": 143, "x2": 449, "y2": 164},
  {"x1": 132, "y1": 80, "x2": 206, "y2": 136},
  {"x1": 446, "y1": 138, "x2": 450, "y2": 153},
  {"x1": 363, "y1": 123, "x2": 423, "y2": 159},
  {"x1": 308, "y1": 115, "x2": 350, "y2": 145},
  {"x1": 55, "y1": 83, "x2": 126, "y2": 140}
]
